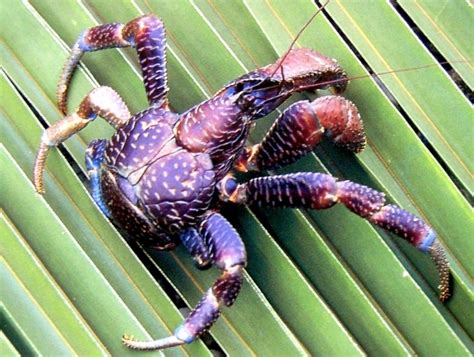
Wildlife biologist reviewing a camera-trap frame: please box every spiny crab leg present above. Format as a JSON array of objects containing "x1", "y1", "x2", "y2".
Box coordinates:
[
  {"x1": 227, "y1": 93, "x2": 450, "y2": 301},
  {"x1": 123, "y1": 212, "x2": 246, "y2": 351},
  {"x1": 219, "y1": 173, "x2": 451, "y2": 302},
  {"x1": 58, "y1": 15, "x2": 168, "y2": 114},
  {"x1": 33, "y1": 86, "x2": 130, "y2": 193},
  {"x1": 235, "y1": 96, "x2": 365, "y2": 172}
]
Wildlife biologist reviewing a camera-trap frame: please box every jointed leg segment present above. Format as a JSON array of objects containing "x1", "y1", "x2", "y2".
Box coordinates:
[
  {"x1": 229, "y1": 94, "x2": 450, "y2": 303},
  {"x1": 219, "y1": 172, "x2": 450, "y2": 301},
  {"x1": 179, "y1": 228, "x2": 212, "y2": 270},
  {"x1": 58, "y1": 15, "x2": 168, "y2": 113},
  {"x1": 85, "y1": 139, "x2": 110, "y2": 217},
  {"x1": 33, "y1": 86, "x2": 130, "y2": 193},
  {"x1": 123, "y1": 211, "x2": 246, "y2": 350},
  {"x1": 235, "y1": 96, "x2": 365, "y2": 172}
]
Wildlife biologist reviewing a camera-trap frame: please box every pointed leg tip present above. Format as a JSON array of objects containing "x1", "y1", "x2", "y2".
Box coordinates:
[
  {"x1": 33, "y1": 142, "x2": 50, "y2": 195},
  {"x1": 439, "y1": 290, "x2": 451, "y2": 303},
  {"x1": 438, "y1": 276, "x2": 452, "y2": 303},
  {"x1": 121, "y1": 334, "x2": 136, "y2": 348},
  {"x1": 59, "y1": 105, "x2": 67, "y2": 116},
  {"x1": 33, "y1": 175, "x2": 45, "y2": 194},
  {"x1": 33, "y1": 170, "x2": 45, "y2": 194},
  {"x1": 121, "y1": 334, "x2": 185, "y2": 351},
  {"x1": 57, "y1": 95, "x2": 68, "y2": 116},
  {"x1": 35, "y1": 187, "x2": 45, "y2": 195},
  {"x1": 429, "y1": 240, "x2": 451, "y2": 303},
  {"x1": 122, "y1": 334, "x2": 144, "y2": 350}
]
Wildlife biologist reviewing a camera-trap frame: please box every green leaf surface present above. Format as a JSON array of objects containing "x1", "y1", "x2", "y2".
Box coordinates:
[
  {"x1": 1, "y1": 0, "x2": 472, "y2": 355},
  {"x1": 225, "y1": 207, "x2": 365, "y2": 355},
  {"x1": 1, "y1": 212, "x2": 106, "y2": 355},
  {"x1": 0, "y1": 305, "x2": 39, "y2": 356},
  {"x1": 398, "y1": 0, "x2": 474, "y2": 90},
  {"x1": 1, "y1": 258, "x2": 75, "y2": 355},
  {"x1": 0, "y1": 331, "x2": 20, "y2": 357},
  {"x1": 1, "y1": 145, "x2": 161, "y2": 356}
]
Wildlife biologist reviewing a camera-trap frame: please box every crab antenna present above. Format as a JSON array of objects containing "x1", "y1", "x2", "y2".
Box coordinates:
[
  {"x1": 239, "y1": 0, "x2": 331, "y2": 98},
  {"x1": 268, "y1": 0, "x2": 331, "y2": 79},
  {"x1": 295, "y1": 60, "x2": 473, "y2": 92}
]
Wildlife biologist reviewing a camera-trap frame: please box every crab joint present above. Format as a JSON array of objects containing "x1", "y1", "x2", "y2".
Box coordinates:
[
  {"x1": 217, "y1": 175, "x2": 247, "y2": 204},
  {"x1": 233, "y1": 146, "x2": 259, "y2": 172}
]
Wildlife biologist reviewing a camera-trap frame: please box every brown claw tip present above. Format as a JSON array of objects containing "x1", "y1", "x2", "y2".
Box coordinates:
[
  {"x1": 429, "y1": 240, "x2": 451, "y2": 302},
  {"x1": 57, "y1": 93, "x2": 68, "y2": 115},
  {"x1": 57, "y1": 102, "x2": 67, "y2": 116},
  {"x1": 33, "y1": 142, "x2": 49, "y2": 195},
  {"x1": 122, "y1": 334, "x2": 135, "y2": 347},
  {"x1": 439, "y1": 290, "x2": 451, "y2": 303},
  {"x1": 121, "y1": 334, "x2": 185, "y2": 351},
  {"x1": 33, "y1": 175, "x2": 45, "y2": 194},
  {"x1": 35, "y1": 187, "x2": 45, "y2": 195},
  {"x1": 33, "y1": 176, "x2": 45, "y2": 194}
]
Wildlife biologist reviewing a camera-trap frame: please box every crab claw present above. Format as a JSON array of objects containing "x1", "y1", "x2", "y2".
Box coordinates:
[
  {"x1": 264, "y1": 48, "x2": 349, "y2": 94},
  {"x1": 221, "y1": 48, "x2": 349, "y2": 119}
]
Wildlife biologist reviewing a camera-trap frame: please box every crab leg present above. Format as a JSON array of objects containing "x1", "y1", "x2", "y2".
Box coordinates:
[
  {"x1": 219, "y1": 173, "x2": 450, "y2": 302},
  {"x1": 85, "y1": 139, "x2": 111, "y2": 217},
  {"x1": 179, "y1": 228, "x2": 212, "y2": 270},
  {"x1": 235, "y1": 96, "x2": 366, "y2": 172},
  {"x1": 33, "y1": 86, "x2": 130, "y2": 193},
  {"x1": 58, "y1": 15, "x2": 168, "y2": 113},
  {"x1": 123, "y1": 212, "x2": 246, "y2": 350}
]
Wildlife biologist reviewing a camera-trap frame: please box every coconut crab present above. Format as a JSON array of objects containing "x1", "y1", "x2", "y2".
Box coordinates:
[{"x1": 32, "y1": 13, "x2": 451, "y2": 351}]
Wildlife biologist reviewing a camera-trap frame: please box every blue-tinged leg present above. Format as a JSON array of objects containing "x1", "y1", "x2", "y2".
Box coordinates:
[
  {"x1": 85, "y1": 139, "x2": 110, "y2": 217},
  {"x1": 179, "y1": 228, "x2": 212, "y2": 270},
  {"x1": 219, "y1": 172, "x2": 450, "y2": 302},
  {"x1": 123, "y1": 212, "x2": 246, "y2": 350},
  {"x1": 58, "y1": 14, "x2": 168, "y2": 114}
]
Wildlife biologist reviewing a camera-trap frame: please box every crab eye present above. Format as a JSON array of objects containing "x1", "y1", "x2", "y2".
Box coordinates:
[{"x1": 224, "y1": 176, "x2": 238, "y2": 195}]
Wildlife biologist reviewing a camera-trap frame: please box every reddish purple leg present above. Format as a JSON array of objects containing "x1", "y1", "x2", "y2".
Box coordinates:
[
  {"x1": 219, "y1": 173, "x2": 450, "y2": 301},
  {"x1": 123, "y1": 212, "x2": 246, "y2": 350},
  {"x1": 235, "y1": 96, "x2": 365, "y2": 172},
  {"x1": 58, "y1": 15, "x2": 168, "y2": 113}
]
